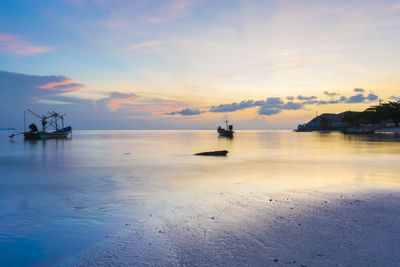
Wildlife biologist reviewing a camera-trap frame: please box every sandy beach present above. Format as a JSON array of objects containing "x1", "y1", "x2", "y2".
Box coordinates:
[{"x1": 60, "y1": 186, "x2": 400, "y2": 266}]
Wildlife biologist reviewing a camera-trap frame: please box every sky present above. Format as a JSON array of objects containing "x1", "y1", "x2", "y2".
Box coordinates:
[{"x1": 0, "y1": 0, "x2": 400, "y2": 129}]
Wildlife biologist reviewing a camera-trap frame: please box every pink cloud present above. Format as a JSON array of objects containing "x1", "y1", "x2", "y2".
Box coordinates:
[
  {"x1": 121, "y1": 99, "x2": 189, "y2": 119},
  {"x1": 96, "y1": 92, "x2": 189, "y2": 116},
  {"x1": 124, "y1": 40, "x2": 168, "y2": 54},
  {"x1": 107, "y1": 95, "x2": 139, "y2": 111},
  {"x1": 103, "y1": 17, "x2": 131, "y2": 30},
  {"x1": 126, "y1": 40, "x2": 166, "y2": 50},
  {"x1": 389, "y1": 3, "x2": 400, "y2": 11},
  {"x1": 37, "y1": 78, "x2": 86, "y2": 92},
  {"x1": 0, "y1": 33, "x2": 53, "y2": 56},
  {"x1": 96, "y1": 92, "x2": 139, "y2": 111}
]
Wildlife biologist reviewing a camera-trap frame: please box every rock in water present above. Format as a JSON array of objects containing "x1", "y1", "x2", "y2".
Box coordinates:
[{"x1": 194, "y1": 150, "x2": 228, "y2": 156}]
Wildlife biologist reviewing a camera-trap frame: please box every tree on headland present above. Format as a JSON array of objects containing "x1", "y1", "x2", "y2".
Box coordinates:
[
  {"x1": 341, "y1": 101, "x2": 400, "y2": 128},
  {"x1": 341, "y1": 111, "x2": 361, "y2": 127},
  {"x1": 319, "y1": 115, "x2": 332, "y2": 130},
  {"x1": 298, "y1": 101, "x2": 400, "y2": 131},
  {"x1": 362, "y1": 101, "x2": 400, "y2": 126}
]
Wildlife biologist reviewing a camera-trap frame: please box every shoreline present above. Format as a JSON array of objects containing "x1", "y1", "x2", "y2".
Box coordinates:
[{"x1": 60, "y1": 187, "x2": 400, "y2": 266}]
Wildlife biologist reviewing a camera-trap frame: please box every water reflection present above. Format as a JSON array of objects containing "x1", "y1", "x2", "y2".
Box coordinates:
[
  {"x1": 343, "y1": 132, "x2": 400, "y2": 143},
  {"x1": 0, "y1": 130, "x2": 400, "y2": 265}
]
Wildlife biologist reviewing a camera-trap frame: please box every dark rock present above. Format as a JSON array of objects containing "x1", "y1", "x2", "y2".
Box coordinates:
[{"x1": 195, "y1": 150, "x2": 228, "y2": 156}]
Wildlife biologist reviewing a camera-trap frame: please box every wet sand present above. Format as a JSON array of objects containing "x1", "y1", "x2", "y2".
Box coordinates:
[{"x1": 60, "y1": 187, "x2": 400, "y2": 266}]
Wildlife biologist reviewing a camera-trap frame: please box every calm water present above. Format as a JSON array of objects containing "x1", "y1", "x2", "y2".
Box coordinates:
[{"x1": 1, "y1": 130, "x2": 400, "y2": 266}]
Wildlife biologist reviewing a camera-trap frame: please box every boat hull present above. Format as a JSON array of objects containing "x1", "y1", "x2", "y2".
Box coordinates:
[
  {"x1": 24, "y1": 126, "x2": 72, "y2": 140},
  {"x1": 217, "y1": 129, "x2": 234, "y2": 138}
]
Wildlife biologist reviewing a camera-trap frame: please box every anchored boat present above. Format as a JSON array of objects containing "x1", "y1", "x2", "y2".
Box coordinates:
[
  {"x1": 23, "y1": 126, "x2": 72, "y2": 140},
  {"x1": 9, "y1": 109, "x2": 72, "y2": 140},
  {"x1": 217, "y1": 120, "x2": 234, "y2": 138}
]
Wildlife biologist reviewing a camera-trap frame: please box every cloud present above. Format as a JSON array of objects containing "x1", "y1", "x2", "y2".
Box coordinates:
[
  {"x1": 276, "y1": 58, "x2": 306, "y2": 66},
  {"x1": 102, "y1": 0, "x2": 196, "y2": 34},
  {"x1": 37, "y1": 99, "x2": 74, "y2": 105},
  {"x1": 125, "y1": 40, "x2": 166, "y2": 52},
  {"x1": 366, "y1": 93, "x2": 378, "y2": 101},
  {"x1": 346, "y1": 93, "x2": 378, "y2": 103},
  {"x1": 0, "y1": 71, "x2": 85, "y2": 101},
  {"x1": 257, "y1": 99, "x2": 303, "y2": 115},
  {"x1": 37, "y1": 78, "x2": 85, "y2": 92},
  {"x1": 0, "y1": 71, "x2": 91, "y2": 129},
  {"x1": 208, "y1": 90, "x2": 379, "y2": 117},
  {"x1": 390, "y1": 96, "x2": 400, "y2": 101},
  {"x1": 258, "y1": 107, "x2": 281, "y2": 116},
  {"x1": 303, "y1": 92, "x2": 376, "y2": 105},
  {"x1": 279, "y1": 65, "x2": 305, "y2": 73},
  {"x1": 64, "y1": 0, "x2": 112, "y2": 7},
  {"x1": 209, "y1": 100, "x2": 257, "y2": 113},
  {"x1": 265, "y1": 97, "x2": 284, "y2": 105},
  {"x1": 328, "y1": 96, "x2": 347, "y2": 104},
  {"x1": 0, "y1": 33, "x2": 53, "y2": 56},
  {"x1": 96, "y1": 92, "x2": 139, "y2": 112},
  {"x1": 301, "y1": 95, "x2": 347, "y2": 105},
  {"x1": 297, "y1": 95, "x2": 317, "y2": 101},
  {"x1": 103, "y1": 17, "x2": 132, "y2": 30},
  {"x1": 257, "y1": 100, "x2": 303, "y2": 116},
  {"x1": 353, "y1": 88, "x2": 366, "y2": 93},
  {"x1": 0, "y1": 70, "x2": 208, "y2": 129},
  {"x1": 165, "y1": 107, "x2": 204, "y2": 116},
  {"x1": 147, "y1": 0, "x2": 194, "y2": 23},
  {"x1": 389, "y1": 3, "x2": 400, "y2": 11},
  {"x1": 209, "y1": 97, "x2": 304, "y2": 116},
  {"x1": 281, "y1": 102, "x2": 304, "y2": 110},
  {"x1": 64, "y1": 0, "x2": 85, "y2": 6},
  {"x1": 323, "y1": 91, "x2": 337, "y2": 97}
]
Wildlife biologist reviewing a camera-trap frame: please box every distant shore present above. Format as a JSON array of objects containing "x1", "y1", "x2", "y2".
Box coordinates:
[
  {"x1": 296, "y1": 127, "x2": 400, "y2": 133},
  {"x1": 60, "y1": 186, "x2": 400, "y2": 266},
  {"x1": 376, "y1": 127, "x2": 400, "y2": 133}
]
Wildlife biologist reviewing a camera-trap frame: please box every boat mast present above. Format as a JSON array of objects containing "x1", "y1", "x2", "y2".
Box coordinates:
[
  {"x1": 27, "y1": 109, "x2": 45, "y2": 131},
  {"x1": 225, "y1": 120, "x2": 229, "y2": 130},
  {"x1": 24, "y1": 111, "x2": 26, "y2": 132},
  {"x1": 42, "y1": 116, "x2": 46, "y2": 132},
  {"x1": 55, "y1": 114, "x2": 58, "y2": 131}
]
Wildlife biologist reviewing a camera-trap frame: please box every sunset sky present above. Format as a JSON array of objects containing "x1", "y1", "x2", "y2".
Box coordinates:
[{"x1": 1, "y1": 0, "x2": 400, "y2": 129}]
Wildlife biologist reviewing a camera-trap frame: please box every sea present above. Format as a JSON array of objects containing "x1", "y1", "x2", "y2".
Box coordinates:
[{"x1": 1, "y1": 130, "x2": 400, "y2": 266}]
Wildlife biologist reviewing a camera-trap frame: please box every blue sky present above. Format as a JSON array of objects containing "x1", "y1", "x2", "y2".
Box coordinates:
[{"x1": 1, "y1": 0, "x2": 400, "y2": 129}]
